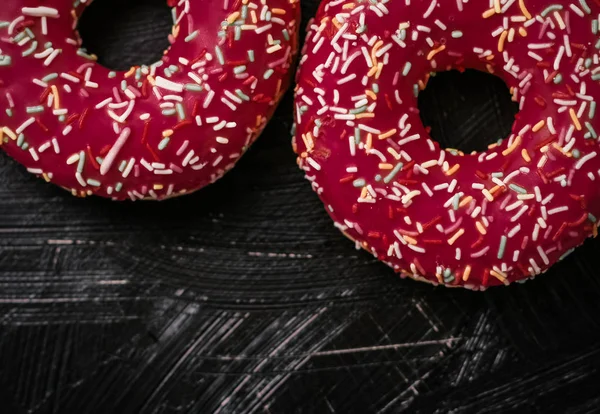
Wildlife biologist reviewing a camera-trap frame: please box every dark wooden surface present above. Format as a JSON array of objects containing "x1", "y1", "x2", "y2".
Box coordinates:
[{"x1": 1, "y1": 1, "x2": 600, "y2": 413}]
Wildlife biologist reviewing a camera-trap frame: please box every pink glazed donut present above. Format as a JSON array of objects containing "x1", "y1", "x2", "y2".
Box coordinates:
[
  {"x1": 0, "y1": 0, "x2": 299, "y2": 200},
  {"x1": 293, "y1": 0, "x2": 600, "y2": 289}
]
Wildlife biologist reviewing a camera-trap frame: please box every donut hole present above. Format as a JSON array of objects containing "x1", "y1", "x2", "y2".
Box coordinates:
[
  {"x1": 418, "y1": 69, "x2": 519, "y2": 154},
  {"x1": 77, "y1": 0, "x2": 173, "y2": 71}
]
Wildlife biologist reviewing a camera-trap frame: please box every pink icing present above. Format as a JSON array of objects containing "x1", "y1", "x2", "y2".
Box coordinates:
[
  {"x1": 293, "y1": 0, "x2": 600, "y2": 289},
  {"x1": 0, "y1": 0, "x2": 299, "y2": 200}
]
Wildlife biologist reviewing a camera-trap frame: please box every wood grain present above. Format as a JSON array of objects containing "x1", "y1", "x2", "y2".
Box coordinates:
[{"x1": 1, "y1": 0, "x2": 600, "y2": 413}]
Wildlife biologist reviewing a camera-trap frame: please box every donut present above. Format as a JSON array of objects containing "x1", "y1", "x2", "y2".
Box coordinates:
[
  {"x1": 292, "y1": 0, "x2": 600, "y2": 289},
  {"x1": 0, "y1": 0, "x2": 299, "y2": 200}
]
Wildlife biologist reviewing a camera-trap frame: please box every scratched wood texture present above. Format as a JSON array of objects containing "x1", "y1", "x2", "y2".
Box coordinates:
[{"x1": 1, "y1": 1, "x2": 600, "y2": 413}]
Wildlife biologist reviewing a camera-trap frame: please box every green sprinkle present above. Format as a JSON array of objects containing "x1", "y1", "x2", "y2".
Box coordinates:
[
  {"x1": 451, "y1": 31, "x2": 463, "y2": 38},
  {"x1": 572, "y1": 149, "x2": 581, "y2": 158},
  {"x1": 26, "y1": 105, "x2": 44, "y2": 114},
  {"x1": 0, "y1": 56, "x2": 12, "y2": 67},
  {"x1": 541, "y1": 4, "x2": 563, "y2": 17},
  {"x1": 263, "y1": 68, "x2": 274, "y2": 79},
  {"x1": 553, "y1": 74, "x2": 563, "y2": 84},
  {"x1": 185, "y1": 30, "x2": 199, "y2": 42},
  {"x1": 241, "y1": 5, "x2": 248, "y2": 18},
  {"x1": 282, "y1": 29, "x2": 290, "y2": 41},
  {"x1": 176, "y1": 103, "x2": 186, "y2": 120},
  {"x1": 353, "y1": 178, "x2": 366, "y2": 187},
  {"x1": 58, "y1": 115, "x2": 66, "y2": 123},
  {"x1": 452, "y1": 194, "x2": 460, "y2": 210},
  {"x1": 0, "y1": 22, "x2": 9, "y2": 29},
  {"x1": 497, "y1": 236, "x2": 507, "y2": 260},
  {"x1": 593, "y1": 20, "x2": 599, "y2": 35},
  {"x1": 16, "y1": 133, "x2": 25, "y2": 146},
  {"x1": 215, "y1": 46, "x2": 225, "y2": 65},
  {"x1": 588, "y1": 213, "x2": 597, "y2": 223},
  {"x1": 374, "y1": 174, "x2": 382, "y2": 182},
  {"x1": 234, "y1": 26, "x2": 241, "y2": 40},
  {"x1": 162, "y1": 108, "x2": 177, "y2": 116},
  {"x1": 592, "y1": 73, "x2": 600, "y2": 81},
  {"x1": 121, "y1": 80, "x2": 127, "y2": 91},
  {"x1": 585, "y1": 122, "x2": 597, "y2": 138},
  {"x1": 383, "y1": 163, "x2": 403, "y2": 184},
  {"x1": 585, "y1": 57, "x2": 593, "y2": 68},
  {"x1": 559, "y1": 248, "x2": 575, "y2": 261},
  {"x1": 13, "y1": 31, "x2": 26, "y2": 43},
  {"x1": 5, "y1": 108, "x2": 12, "y2": 117},
  {"x1": 590, "y1": 101, "x2": 596, "y2": 119},
  {"x1": 108, "y1": 71, "x2": 117, "y2": 78},
  {"x1": 234, "y1": 65, "x2": 247, "y2": 74},
  {"x1": 413, "y1": 84, "x2": 419, "y2": 97},
  {"x1": 21, "y1": 142, "x2": 29, "y2": 150},
  {"x1": 235, "y1": 89, "x2": 250, "y2": 101},
  {"x1": 349, "y1": 105, "x2": 367, "y2": 114},
  {"x1": 509, "y1": 183, "x2": 527, "y2": 194},
  {"x1": 595, "y1": 38, "x2": 600, "y2": 49},
  {"x1": 115, "y1": 182, "x2": 123, "y2": 192},
  {"x1": 580, "y1": 0, "x2": 591, "y2": 14},
  {"x1": 185, "y1": 83, "x2": 203, "y2": 92},
  {"x1": 77, "y1": 151, "x2": 85, "y2": 173},
  {"x1": 443, "y1": 269, "x2": 454, "y2": 283},
  {"x1": 76, "y1": 49, "x2": 96, "y2": 61},
  {"x1": 248, "y1": 50, "x2": 255, "y2": 62},
  {"x1": 372, "y1": 83, "x2": 379, "y2": 93},
  {"x1": 158, "y1": 137, "x2": 170, "y2": 150},
  {"x1": 22, "y1": 41, "x2": 38, "y2": 57},
  {"x1": 118, "y1": 160, "x2": 127, "y2": 172},
  {"x1": 96, "y1": 157, "x2": 103, "y2": 165},
  {"x1": 42, "y1": 73, "x2": 58, "y2": 82},
  {"x1": 354, "y1": 128, "x2": 360, "y2": 144},
  {"x1": 87, "y1": 179, "x2": 101, "y2": 187},
  {"x1": 402, "y1": 62, "x2": 412, "y2": 76}
]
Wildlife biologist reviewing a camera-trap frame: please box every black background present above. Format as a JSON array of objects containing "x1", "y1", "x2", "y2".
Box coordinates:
[{"x1": 1, "y1": 0, "x2": 600, "y2": 413}]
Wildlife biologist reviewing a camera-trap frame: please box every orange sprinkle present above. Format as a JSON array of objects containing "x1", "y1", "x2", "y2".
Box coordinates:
[
  {"x1": 365, "y1": 90, "x2": 377, "y2": 100},
  {"x1": 490, "y1": 269, "x2": 509, "y2": 285},
  {"x1": 447, "y1": 229, "x2": 465, "y2": 246},
  {"x1": 482, "y1": 8, "x2": 496, "y2": 18},
  {"x1": 494, "y1": 0, "x2": 501, "y2": 13},
  {"x1": 404, "y1": 235, "x2": 418, "y2": 245},
  {"x1": 502, "y1": 135, "x2": 522, "y2": 156},
  {"x1": 271, "y1": 7, "x2": 286, "y2": 14},
  {"x1": 378, "y1": 128, "x2": 397, "y2": 140},
  {"x1": 227, "y1": 12, "x2": 240, "y2": 23},
  {"x1": 153, "y1": 184, "x2": 164, "y2": 190},
  {"x1": 51, "y1": 85, "x2": 60, "y2": 109},
  {"x1": 462, "y1": 265, "x2": 472, "y2": 282},
  {"x1": 521, "y1": 149, "x2": 532, "y2": 162},
  {"x1": 519, "y1": 0, "x2": 532, "y2": 19},
  {"x1": 532, "y1": 120, "x2": 546, "y2": 132},
  {"x1": 445, "y1": 164, "x2": 460, "y2": 176},
  {"x1": 355, "y1": 113, "x2": 375, "y2": 119},
  {"x1": 490, "y1": 185, "x2": 503, "y2": 195},
  {"x1": 341, "y1": 2, "x2": 355, "y2": 9},
  {"x1": 367, "y1": 65, "x2": 378, "y2": 77},
  {"x1": 498, "y1": 30, "x2": 508, "y2": 52},
  {"x1": 482, "y1": 189, "x2": 494, "y2": 201},
  {"x1": 459, "y1": 195, "x2": 473, "y2": 208},
  {"x1": 124, "y1": 67, "x2": 136, "y2": 78},
  {"x1": 379, "y1": 163, "x2": 393, "y2": 170},
  {"x1": 476, "y1": 221, "x2": 487, "y2": 235},
  {"x1": 427, "y1": 45, "x2": 446, "y2": 61},
  {"x1": 519, "y1": 27, "x2": 527, "y2": 37},
  {"x1": 569, "y1": 108, "x2": 582, "y2": 130},
  {"x1": 365, "y1": 133, "x2": 373, "y2": 150}
]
